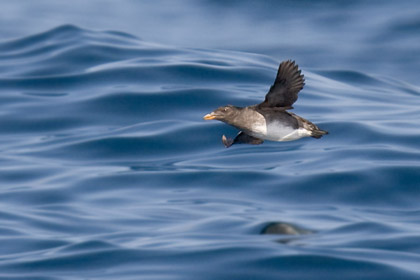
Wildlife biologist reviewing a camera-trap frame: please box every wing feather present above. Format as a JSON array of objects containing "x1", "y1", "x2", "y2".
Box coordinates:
[{"x1": 258, "y1": 60, "x2": 305, "y2": 108}]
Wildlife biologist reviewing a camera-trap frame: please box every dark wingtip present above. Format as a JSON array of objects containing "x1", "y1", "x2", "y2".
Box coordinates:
[
  {"x1": 222, "y1": 135, "x2": 234, "y2": 148},
  {"x1": 276, "y1": 59, "x2": 305, "y2": 93},
  {"x1": 259, "y1": 59, "x2": 306, "y2": 108}
]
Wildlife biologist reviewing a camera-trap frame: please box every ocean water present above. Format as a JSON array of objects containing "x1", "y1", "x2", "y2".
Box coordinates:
[{"x1": 1, "y1": 1, "x2": 420, "y2": 279}]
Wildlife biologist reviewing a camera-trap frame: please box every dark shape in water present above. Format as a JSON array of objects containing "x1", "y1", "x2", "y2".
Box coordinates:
[
  {"x1": 203, "y1": 60, "x2": 328, "y2": 147},
  {"x1": 261, "y1": 222, "x2": 313, "y2": 235}
]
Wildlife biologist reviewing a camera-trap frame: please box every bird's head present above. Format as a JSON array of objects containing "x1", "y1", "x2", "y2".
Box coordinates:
[{"x1": 203, "y1": 105, "x2": 241, "y2": 124}]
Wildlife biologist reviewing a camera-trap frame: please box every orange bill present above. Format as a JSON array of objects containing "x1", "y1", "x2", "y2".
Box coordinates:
[{"x1": 203, "y1": 113, "x2": 216, "y2": 120}]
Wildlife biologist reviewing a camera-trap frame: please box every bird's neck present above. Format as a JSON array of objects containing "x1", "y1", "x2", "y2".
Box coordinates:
[{"x1": 225, "y1": 106, "x2": 262, "y2": 132}]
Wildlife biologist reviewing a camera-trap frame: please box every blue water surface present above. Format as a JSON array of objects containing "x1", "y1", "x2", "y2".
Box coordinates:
[{"x1": 1, "y1": 1, "x2": 420, "y2": 279}]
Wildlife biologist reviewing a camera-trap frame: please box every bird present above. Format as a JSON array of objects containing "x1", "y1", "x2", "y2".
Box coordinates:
[{"x1": 203, "y1": 60, "x2": 328, "y2": 148}]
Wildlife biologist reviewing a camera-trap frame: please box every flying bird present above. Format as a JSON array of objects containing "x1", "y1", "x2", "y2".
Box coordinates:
[{"x1": 203, "y1": 60, "x2": 328, "y2": 147}]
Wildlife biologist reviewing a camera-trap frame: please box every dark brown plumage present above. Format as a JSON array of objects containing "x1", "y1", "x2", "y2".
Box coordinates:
[{"x1": 204, "y1": 60, "x2": 328, "y2": 147}]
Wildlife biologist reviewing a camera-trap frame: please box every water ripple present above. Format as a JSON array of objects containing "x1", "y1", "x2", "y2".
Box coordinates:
[{"x1": 1, "y1": 24, "x2": 420, "y2": 279}]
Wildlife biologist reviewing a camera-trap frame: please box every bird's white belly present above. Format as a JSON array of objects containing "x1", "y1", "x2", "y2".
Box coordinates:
[{"x1": 250, "y1": 120, "x2": 311, "y2": 142}]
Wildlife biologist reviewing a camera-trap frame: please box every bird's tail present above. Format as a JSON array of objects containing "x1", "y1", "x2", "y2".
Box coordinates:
[{"x1": 311, "y1": 129, "x2": 329, "y2": 139}]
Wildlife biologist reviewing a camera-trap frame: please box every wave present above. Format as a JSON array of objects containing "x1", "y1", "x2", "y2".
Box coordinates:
[{"x1": 1, "y1": 25, "x2": 420, "y2": 279}]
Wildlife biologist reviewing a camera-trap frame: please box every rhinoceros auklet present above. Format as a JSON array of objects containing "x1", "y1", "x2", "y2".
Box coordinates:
[{"x1": 203, "y1": 60, "x2": 328, "y2": 148}]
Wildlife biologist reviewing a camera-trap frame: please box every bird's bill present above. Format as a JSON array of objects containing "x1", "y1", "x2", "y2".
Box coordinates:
[{"x1": 203, "y1": 112, "x2": 216, "y2": 120}]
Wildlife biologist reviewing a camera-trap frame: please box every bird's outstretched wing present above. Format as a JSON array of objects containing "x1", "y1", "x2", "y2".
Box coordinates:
[
  {"x1": 222, "y1": 132, "x2": 263, "y2": 148},
  {"x1": 258, "y1": 60, "x2": 305, "y2": 108}
]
